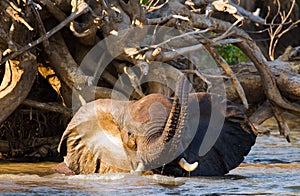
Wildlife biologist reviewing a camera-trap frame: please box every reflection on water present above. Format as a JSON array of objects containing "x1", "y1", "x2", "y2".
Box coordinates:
[{"x1": 0, "y1": 118, "x2": 299, "y2": 195}]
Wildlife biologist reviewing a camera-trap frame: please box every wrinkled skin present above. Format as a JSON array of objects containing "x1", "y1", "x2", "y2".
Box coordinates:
[{"x1": 54, "y1": 90, "x2": 257, "y2": 176}]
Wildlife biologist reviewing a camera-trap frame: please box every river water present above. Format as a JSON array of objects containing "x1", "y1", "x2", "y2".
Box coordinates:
[{"x1": 0, "y1": 117, "x2": 299, "y2": 195}]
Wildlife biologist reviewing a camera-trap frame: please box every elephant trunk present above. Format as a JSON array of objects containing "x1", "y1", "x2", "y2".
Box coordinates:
[
  {"x1": 161, "y1": 75, "x2": 189, "y2": 146},
  {"x1": 145, "y1": 75, "x2": 190, "y2": 166}
]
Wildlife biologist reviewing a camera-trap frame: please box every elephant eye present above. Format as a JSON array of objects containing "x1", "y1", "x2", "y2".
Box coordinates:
[{"x1": 126, "y1": 131, "x2": 137, "y2": 151}]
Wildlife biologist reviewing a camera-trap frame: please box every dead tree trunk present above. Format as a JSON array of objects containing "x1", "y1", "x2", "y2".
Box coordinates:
[{"x1": 0, "y1": 0, "x2": 299, "y2": 158}]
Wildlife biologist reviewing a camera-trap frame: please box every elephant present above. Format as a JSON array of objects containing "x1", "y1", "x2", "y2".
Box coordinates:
[{"x1": 54, "y1": 75, "x2": 257, "y2": 176}]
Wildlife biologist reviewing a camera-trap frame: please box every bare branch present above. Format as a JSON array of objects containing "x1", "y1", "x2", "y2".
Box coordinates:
[
  {"x1": 268, "y1": 0, "x2": 298, "y2": 60},
  {"x1": 213, "y1": 16, "x2": 244, "y2": 42},
  {"x1": 3, "y1": 1, "x2": 34, "y2": 31},
  {"x1": 271, "y1": 105, "x2": 291, "y2": 142},
  {"x1": 28, "y1": 0, "x2": 49, "y2": 52},
  {"x1": 22, "y1": 99, "x2": 72, "y2": 117},
  {"x1": 146, "y1": 0, "x2": 169, "y2": 12},
  {"x1": 156, "y1": 44, "x2": 204, "y2": 62},
  {"x1": 202, "y1": 42, "x2": 249, "y2": 109},
  {"x1": 0, "y1": 1, "x2": 89, "y2": 65}
]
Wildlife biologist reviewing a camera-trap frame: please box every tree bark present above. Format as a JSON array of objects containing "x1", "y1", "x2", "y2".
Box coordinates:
[{"x1": 0, "y1": 55, "x2": 37, "y2": 124}]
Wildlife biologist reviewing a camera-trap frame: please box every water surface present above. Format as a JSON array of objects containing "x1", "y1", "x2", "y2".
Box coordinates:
[{"x1": 0, "y1": 118, "x2": 299, "y2": 195}]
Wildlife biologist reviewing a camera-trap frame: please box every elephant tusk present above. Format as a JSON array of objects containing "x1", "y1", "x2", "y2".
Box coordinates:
[
  {"x1": 178, "y1": 158, "x2": 199, "y2": 172},
  {"x1": 135, "y1": 162, "x2": 145, "y2": 172},
  {"x1": 131, "y1": 162, "x2": 145, "y2": 175}
]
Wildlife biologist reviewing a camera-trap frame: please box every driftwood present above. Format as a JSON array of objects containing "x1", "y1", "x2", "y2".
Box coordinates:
[
  {"x1": 225, "y1": 59, "x2": 300, "y2": 110},
  {"x1": 0, "y1": 56, "x2": 37, "y2": 124},
  {"x1": 0, "y1": 0, "x2": 299, "y2": 159}
]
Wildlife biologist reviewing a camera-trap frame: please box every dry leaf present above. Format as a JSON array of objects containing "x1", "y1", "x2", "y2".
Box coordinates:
[
  {"x1": 212, "y1": 0, "x2": 237, "y2": 14},
  {"x1": 124, "y1": 47, "x2": 139, "y2": 56}
]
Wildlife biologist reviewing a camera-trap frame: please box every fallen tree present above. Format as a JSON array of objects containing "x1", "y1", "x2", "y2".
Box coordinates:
[{"x1": 0, "y1": 0, "x2": 299, "y2": 159}]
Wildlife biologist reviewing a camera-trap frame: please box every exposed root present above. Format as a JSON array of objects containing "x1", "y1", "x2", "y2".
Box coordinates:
[{"x1": 271, "y1": 105, "x2": 291, "y2": 142}]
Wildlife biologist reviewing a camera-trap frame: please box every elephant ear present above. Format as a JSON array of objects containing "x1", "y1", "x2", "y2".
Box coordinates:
[
  {"x1": 58, "y1": 99, "x2": 133, "y2": 174},
  {"x1": 187, "y1": 92, "x2": 257, "y2": 176}
]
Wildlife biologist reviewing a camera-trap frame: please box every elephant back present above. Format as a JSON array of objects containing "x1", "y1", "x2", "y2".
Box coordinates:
[
  {"x1": 159, "y1": 92, "x2": 257, "y2": 176},
  {"x1": 188, "y1": 92, "x2": 257, "y2": 176}
]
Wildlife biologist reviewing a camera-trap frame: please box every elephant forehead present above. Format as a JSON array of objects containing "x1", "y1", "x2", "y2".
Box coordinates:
[
  {"x1": 129, "y1": 94, "x2": 172, "y2": 123},
  {"x1": 67, "y1": 99, "x2": 123, "y2": 129}
]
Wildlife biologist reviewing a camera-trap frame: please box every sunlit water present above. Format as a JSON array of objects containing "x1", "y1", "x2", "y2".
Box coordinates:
[{"x1": 0, "y1": 118, "x2": 299, "y2": 195}]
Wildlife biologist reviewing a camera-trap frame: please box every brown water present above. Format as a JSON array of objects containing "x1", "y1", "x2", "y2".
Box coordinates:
[{"x1": 0, "y1": 118, "x2": 299, "y2": 195}]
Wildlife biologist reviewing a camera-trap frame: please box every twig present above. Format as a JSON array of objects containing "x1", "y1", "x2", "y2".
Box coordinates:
[
  {"x1": 28, "y1": 0, "x2": 49, "y2": 51},
  {"x1": 150, "y1": 37, "x2": 241, "y2": 63},
  {"x1": 147, "y1": 0, "x2": 169, "y2": 12},
  {"x1": 135, "y1": 29, "x2": 210, "y2": 62},
  {"x1": 202, "y1": 42, "x2": 249, "y2": 109},
  {"x1": 146, "y1": 0, "x2": 160, "y2": 10},
  {"x1": 214, "y1": 38, "x2": 242, "y2": 45},
  {"x1": 268, "y1": 0, "x2": 297, "y2": 60},
  {"x1": 147, "y1": 15, "x2": 173, "y2": 25},
  {"x1": 22, "y1": 99, "x2": 72, "y2": 117},
  {"x1": 156, "y1": 44, "x2": 204, "y2": 62},
  {"x1": 123, "y1": 33, "x2": 207, "y2": 62},
  {"x1": 213, "y1": 15, "x2": 244, "y2": 42},
  {"x1": 4, "y1": 2, "x2": 34, "y2": 31},
  {"x1": 201, "y1": 73, "x2": 230, "y2": 79},
  {"x1": 271, "y1": 20, "x2": 300, "y2": 58},
  {"x1": 0, "y1": 2, "x2": 89, "y2": 65},
  {"x1": 139, "y1": 28, "x2": 210, "y2": 55},
  {"x1": 3, "y1": 0, "x2": 21, "y2": 12},
  {"x1": 123, "y1": 66, "x2": 145, "y2": 97}
]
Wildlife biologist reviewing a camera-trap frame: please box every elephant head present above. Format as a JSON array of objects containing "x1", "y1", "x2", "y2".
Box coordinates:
[{"x1": 57, "y1": 75, "x2": 197, "y2": 174}]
